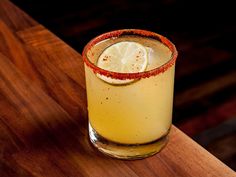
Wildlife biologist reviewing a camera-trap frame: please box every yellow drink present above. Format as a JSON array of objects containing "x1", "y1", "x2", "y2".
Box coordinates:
[{"x1": 83, "y1": 29, "x2": 177, "y2": 159}]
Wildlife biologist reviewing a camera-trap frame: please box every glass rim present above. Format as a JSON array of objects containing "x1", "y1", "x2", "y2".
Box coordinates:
[{"x1": 82, "y1": 29, "x2": 178, "y2": 80}]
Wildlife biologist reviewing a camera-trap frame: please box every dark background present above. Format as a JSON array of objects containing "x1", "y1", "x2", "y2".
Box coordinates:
[{"x1": 11, "y1": 0, "x2": 236, "y2": 170}]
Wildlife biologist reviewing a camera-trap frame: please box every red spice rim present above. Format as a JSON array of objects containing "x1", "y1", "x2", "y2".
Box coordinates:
[{"x1": 82, "y1": 29, "x2": 178, "y2": 80}]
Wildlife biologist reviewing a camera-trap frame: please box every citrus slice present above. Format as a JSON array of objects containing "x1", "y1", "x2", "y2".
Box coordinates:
[{"x1": 96, "y1": 41, "x2": 148, "y2": 84}]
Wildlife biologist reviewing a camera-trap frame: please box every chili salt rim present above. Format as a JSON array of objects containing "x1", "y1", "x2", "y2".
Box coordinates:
[{"x1": 82, "y1": 29, "x2": 178, "y2": 80}]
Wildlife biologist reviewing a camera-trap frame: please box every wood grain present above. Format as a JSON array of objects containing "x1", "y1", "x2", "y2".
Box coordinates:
[
  {"x1": 0, "y1": 0, "x2": 235, "y2": 176},
  {"x1": 175, "y1": 70, "x2": 236, "y2": 107}
]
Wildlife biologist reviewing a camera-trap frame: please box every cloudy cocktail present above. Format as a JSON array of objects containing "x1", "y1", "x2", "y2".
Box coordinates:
[{"x1": 82, "y1": 29, "x2": 177, "y2": 159}]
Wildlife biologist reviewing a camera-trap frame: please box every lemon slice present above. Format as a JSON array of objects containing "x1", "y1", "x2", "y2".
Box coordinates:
[{"x1": 96, "y1": 41, "x2": 148, "y2": 84}]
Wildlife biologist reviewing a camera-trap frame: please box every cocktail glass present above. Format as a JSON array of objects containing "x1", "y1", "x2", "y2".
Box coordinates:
[{"x1": 82, "y1": 29, "x2": 177, "y2": 159}]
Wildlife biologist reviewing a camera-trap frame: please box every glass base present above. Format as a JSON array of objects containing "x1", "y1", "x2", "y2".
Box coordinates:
[{"x1": 89, "y1": 123, "x2": 169, "y2": 160}]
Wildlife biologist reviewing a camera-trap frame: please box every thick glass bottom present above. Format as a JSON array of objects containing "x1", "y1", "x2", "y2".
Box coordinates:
[{"x1": 89, "y1": 123, "x2": 169, "y2": 160}]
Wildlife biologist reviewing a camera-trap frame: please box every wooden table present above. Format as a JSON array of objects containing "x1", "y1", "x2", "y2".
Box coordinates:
[{"x1": 0, "y1": 1, "x2": 235, "y2": 176}]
